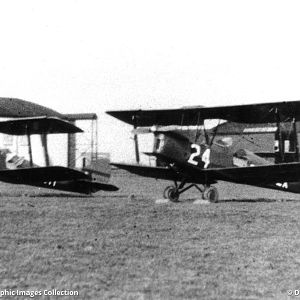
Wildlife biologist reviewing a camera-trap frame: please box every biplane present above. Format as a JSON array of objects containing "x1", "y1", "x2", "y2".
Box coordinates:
[
  {"x1": 107, "y1": 100, "x2": 300, "y2": 202},
  {"x1": 0, "y1": 97, "x2": 118, "y2": 194}
]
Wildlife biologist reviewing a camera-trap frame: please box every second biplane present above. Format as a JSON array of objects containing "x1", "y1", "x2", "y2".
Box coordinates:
[
  {"x1": 0, "y1": 97, "x2": 118, "y2": 194},
  {"x1": 107, "y1": 100, "x2": 300, "y2": 202}
]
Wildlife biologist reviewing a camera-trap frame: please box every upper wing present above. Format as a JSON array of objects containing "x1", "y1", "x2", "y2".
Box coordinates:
[
  {"x1": 0, "y1": 117, "x2": 83, "y2": 135},
  {"x1": 107, "y1": 100, "x2": 300, "y2": 125},
  {"x1": 0, "y1": 166, "x2": 90, "y2": 184},
  {"x1": 107, "y1": 108, "x2": 206, "y2": 126},
  {"x1": 112, "y1": 162, "x2": 300, "y2": 185},
  {"x1": 0, "y1": 97, "x2": 62, "y2": 118}
]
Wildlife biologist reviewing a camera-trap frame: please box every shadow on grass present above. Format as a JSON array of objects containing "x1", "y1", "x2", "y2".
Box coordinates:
[
  {"x1": 0, "y1": 192, "x2": 128, "y2": 199},
  {"x1": 28, "y1": 193, "x2": 92, "y2": 198},
  {"x1": 221, "y1": 198, "x2": 298, "y2": 203},
  {"x1": 178, "y1": 197, "x2": 298, "y2": 203},
  {"x1": 28, "y1": 193, "x2": 128, "y2": 199}
]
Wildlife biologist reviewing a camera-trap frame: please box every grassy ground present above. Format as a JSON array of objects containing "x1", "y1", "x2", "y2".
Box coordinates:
[{"x1": 0, "y1": 171, "x2": 300, "y2": 299}]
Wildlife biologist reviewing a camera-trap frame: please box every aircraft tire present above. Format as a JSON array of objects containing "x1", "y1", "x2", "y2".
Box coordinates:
[
  {"x1": 167, "y1": 187, "x2": 179, "y2": 202},
  {"x1": 163, "y1": 185, "x2": 174, "y2": 199},
  {"x1": 203, "y1": 186, "x2": 219, "y2": 203}
]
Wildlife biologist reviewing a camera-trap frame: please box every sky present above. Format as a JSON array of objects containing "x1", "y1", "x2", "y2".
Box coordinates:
[{"x1": 0, "y1": 0, "x2": 300, "y2": 162}]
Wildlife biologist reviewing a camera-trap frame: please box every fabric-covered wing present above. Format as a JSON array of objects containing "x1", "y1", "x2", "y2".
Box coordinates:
[
  {"x1": 201, "y1": 162, "x2": 300, "y2": 185},
  {"x1": 0, "y1": 167, "x2": 119, "y2": 194},
  {"x1": 107, "y1": 108, "x2": 205, "y2": 126},
  {"x1": 0, "y1": 166, "x2": 90, "y2": 184},
  {"x1": 107, "y1": 100, "x2": 300, "y2": 125},
  {"x1": 0, "y1": 117, "x2": 83, "y2": 135},
  {"x1": 111, "y1": 163, "x2": 183, "y2": 182},
  {"x1": 0, "y1": 97, "x2": 63, "y2": 118},
  {"x1": 112, "y1": 162, "x2": 300, "y2": 186},
  {"x1": 32, "y1": 179, "x2": 119, "y2": 194}
]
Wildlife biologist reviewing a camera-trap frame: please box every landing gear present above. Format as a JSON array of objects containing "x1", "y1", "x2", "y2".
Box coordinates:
[
  {"x1": 163, "y1": 185, "x2": 174, "y2": 199},
  {"x1": 163, "y1": 181, "x2": 219, "y2": 203},
  {"x1": 202, "y1": 186, "x2": 219, "y2": 203},
  {"x1": 163, "y1": 180, "x2": 189, "y2": 203},
  {"x1": 167, "y1": 186, "x2": 179, "y2": 202}
]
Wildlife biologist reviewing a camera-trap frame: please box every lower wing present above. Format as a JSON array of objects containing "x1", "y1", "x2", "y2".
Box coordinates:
[
  {"x1": 111, "y1": 163, "x2": 182, "y2": 182},
  {"x1": 111, "y1": 162, "x2": 300, "y2": 186},
  {"x1": 0, "y1": 166, "x2": 119, "y2": 194},
  {"x1": 0, "y1": 166, "x2": 90, "y2": 184}
]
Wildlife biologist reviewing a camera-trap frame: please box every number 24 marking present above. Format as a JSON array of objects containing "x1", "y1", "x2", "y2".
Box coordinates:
[
  {"x1": 187, "y1": 144, "x2": 201, "y2": 165},
  {"x1": 188, "y1": 144, "x2": 210, "y2": 168}
]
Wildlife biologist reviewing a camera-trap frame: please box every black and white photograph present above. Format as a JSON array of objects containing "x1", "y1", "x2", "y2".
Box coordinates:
[{"x1": 0, "y1": 0, "x2": 299, "y2": 299}]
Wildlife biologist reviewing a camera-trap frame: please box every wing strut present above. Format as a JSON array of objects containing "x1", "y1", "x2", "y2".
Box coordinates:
[
  {"x1": 180, "y1": 112, "x2": 185, "y2": 126},
  {"x1": 26, "y1": 128, "x2": 33, "y2": 167},
  {"x1": 41, "y1": 134, "x2": 50, "y2": 166},
  {"x1": 210, "y1": 119, "x2": 221, "y2": 146},
  {"x1": 194, "y1": 111, "x2": 201, "y2": 143},
  {"x1": 132, "y1": 115, "x2": 140, "y2": 164},
  {"x1": 275, "y1": 108, "x2": 284, "y2": 162},
  {"x1": 293, "y1": 118, "x2": 299, "y2": 161}
]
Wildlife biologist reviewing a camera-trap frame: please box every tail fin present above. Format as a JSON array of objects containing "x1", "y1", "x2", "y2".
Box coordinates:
[{"x1": 82, "y1": 157, "x2": 111, "y2": 183}]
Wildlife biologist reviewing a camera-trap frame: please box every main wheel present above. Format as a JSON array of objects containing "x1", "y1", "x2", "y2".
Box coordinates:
[
  {"x1": 163, "y1": 185, "x2": 174, "y2": 199},
  {"x1": 202, "y1": 186, "x2": 219, "y2": 203},
  {"x1": 167, "y1": 187, "x2": 179, "y2": 202}
]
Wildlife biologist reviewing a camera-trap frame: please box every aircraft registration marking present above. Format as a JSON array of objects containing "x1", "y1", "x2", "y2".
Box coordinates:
[
  {"x1": 276, "y1": 182, "x2": 288, "y2": 189},
  {"x1": 188, "y1": 144, "x2": 201, "y2": 165},
  {"x1": 188, "y1": 144, "x2": 210, "y2": 168},
  {"x1": 202, "y1": 148, "x2": 211, "y2": 169}
]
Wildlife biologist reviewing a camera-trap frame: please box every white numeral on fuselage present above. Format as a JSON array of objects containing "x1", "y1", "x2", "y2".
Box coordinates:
[
  {"x1": 187, "y1": 144, "x2": 211, "y2": 168},
  {"x1": 202, "y1": 148, "x2": 211, "y2": 169},
  {"x1": 276, "y1": 182, "x2": 288, "y2": 189},
  {"x1": 187, "y1": 144, "x2": 201, "y2": 165}
]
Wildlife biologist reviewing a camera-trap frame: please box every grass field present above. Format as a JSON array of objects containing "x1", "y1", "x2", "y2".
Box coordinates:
[{"x1": 1, "y1": 170, "x2": 300, "y2": 299}]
